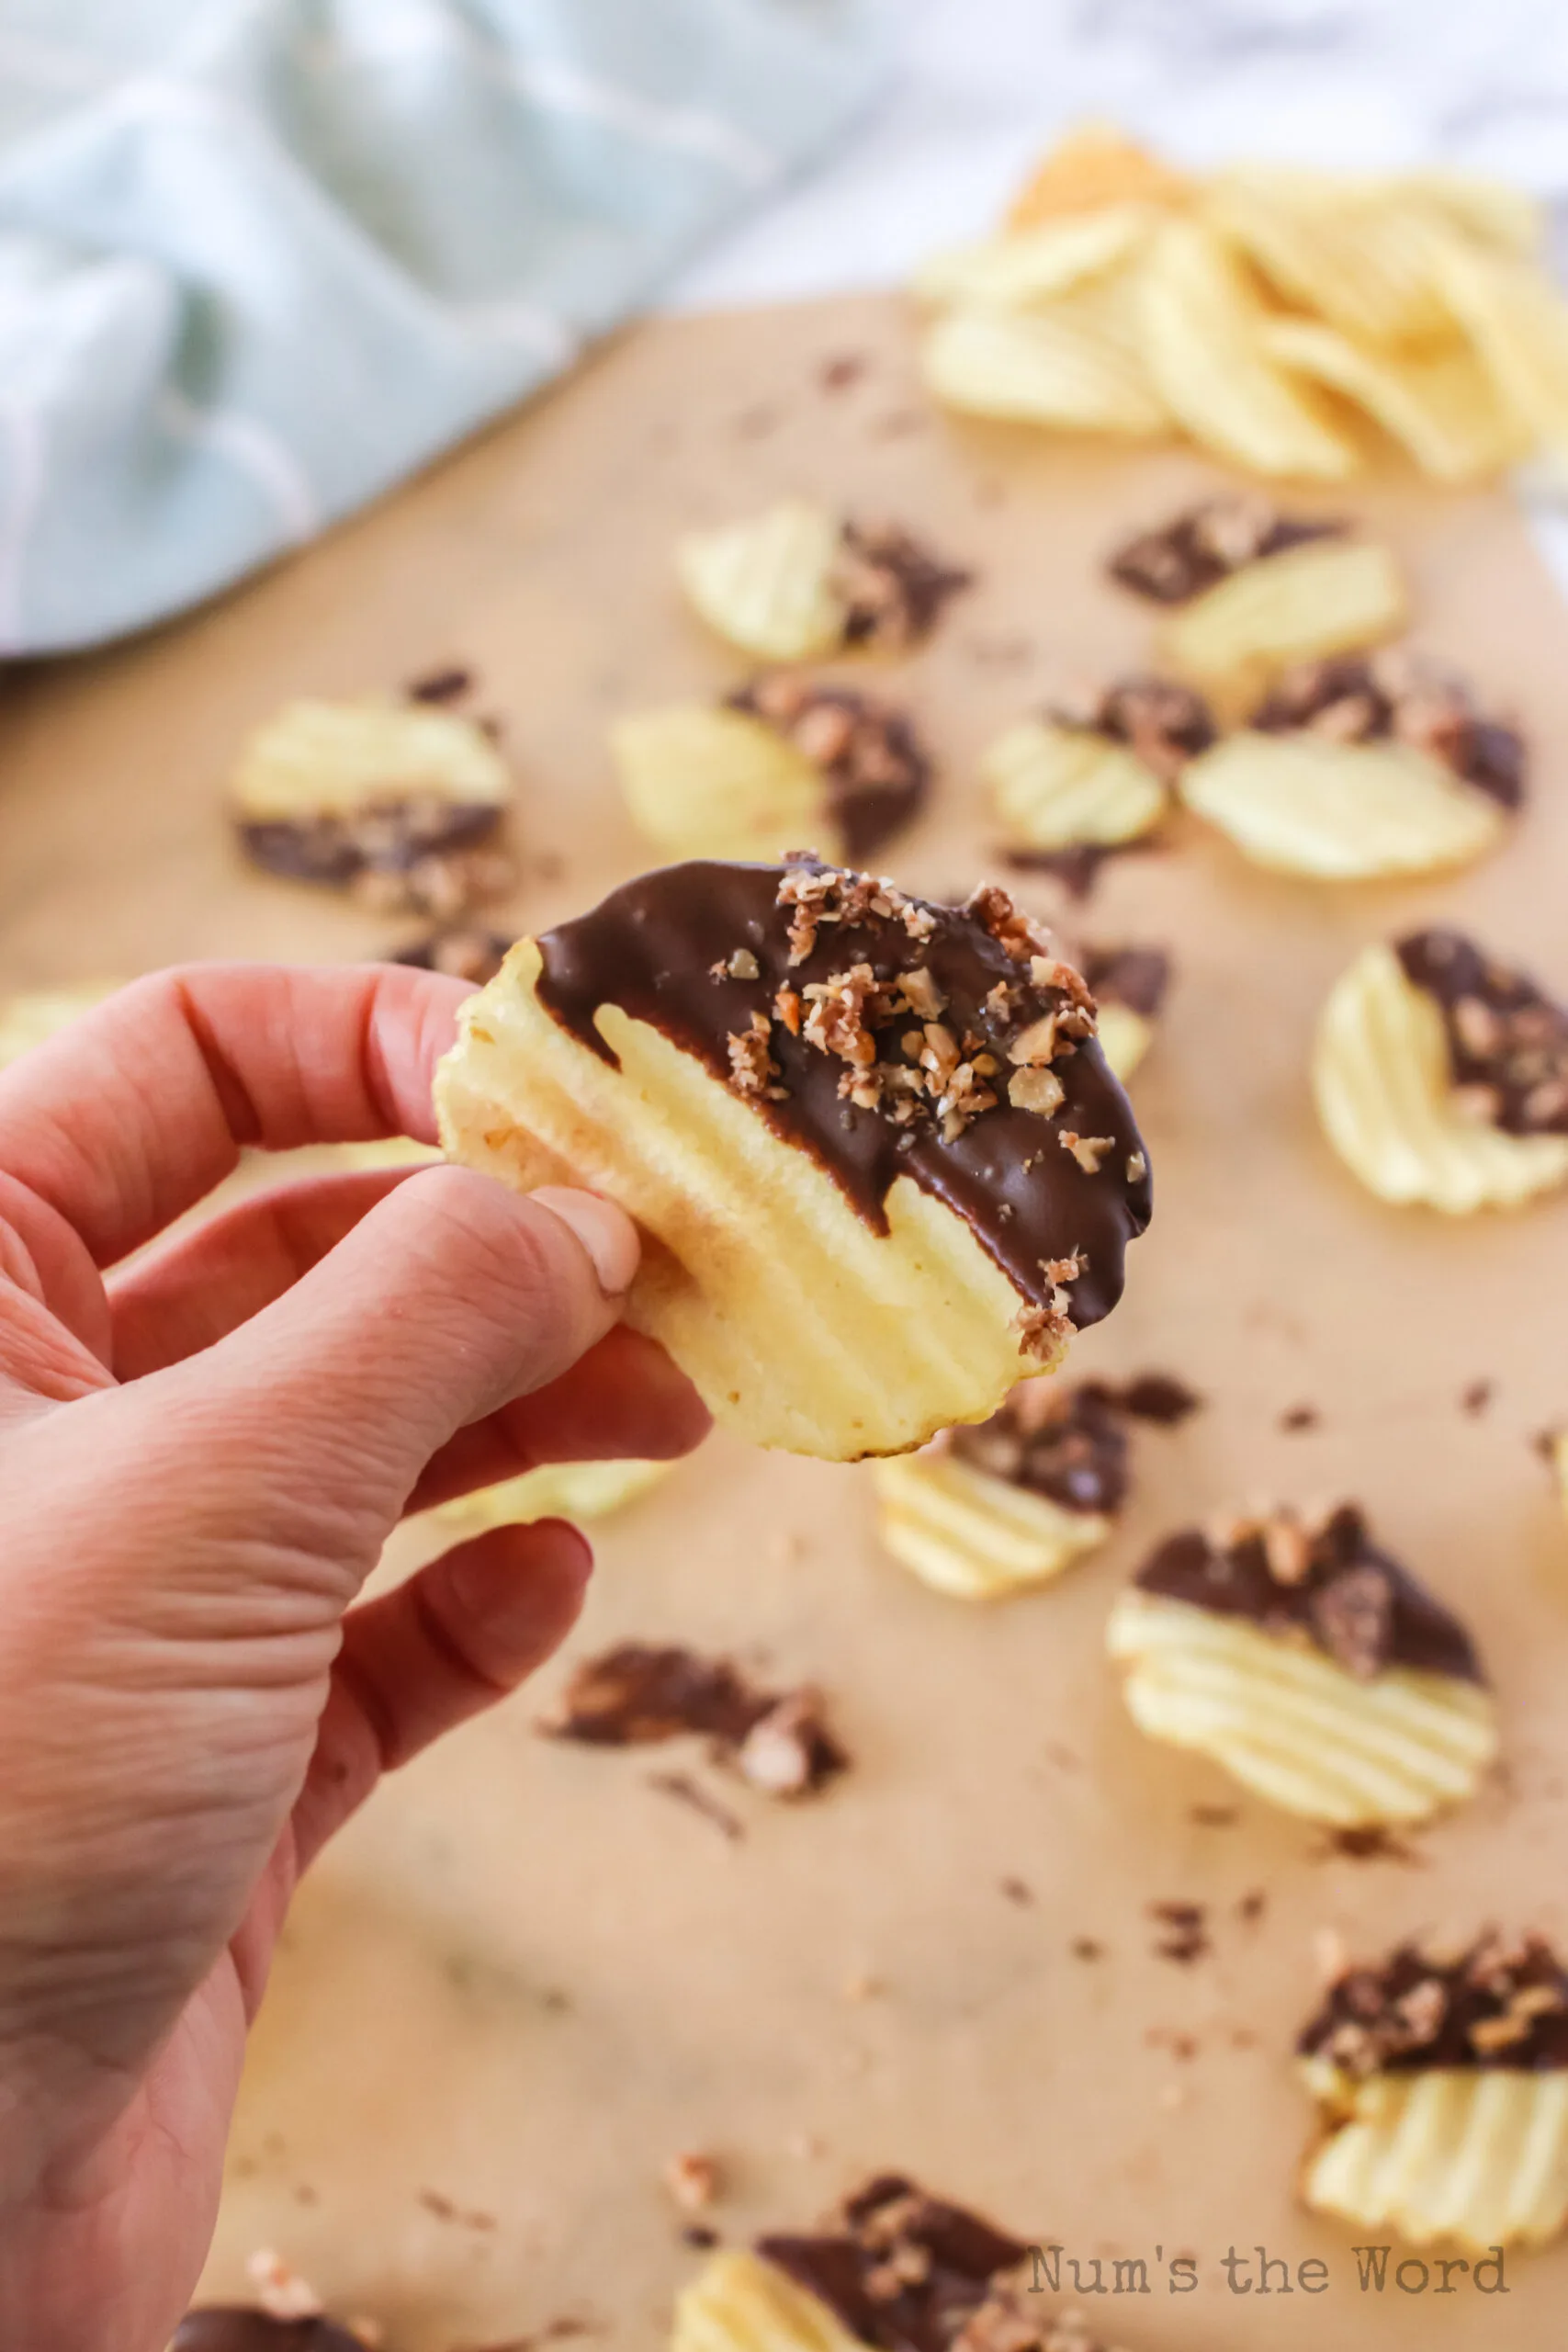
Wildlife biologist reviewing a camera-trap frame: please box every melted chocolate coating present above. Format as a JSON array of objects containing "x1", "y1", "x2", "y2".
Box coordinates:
[
  {"x1": 1135, "y1": 1504, "x2": 1483, "y2": 1685},
  {"x1": 1397, "y1": 928, "x2": 1568, "y2": 1136},
  {"x1": 1107, "y1": 503, "x2": 1342, "y2": 604},
  {"x1": 950, "y1": 1384, "x2": 1129, "y2": 1515},
  {"x1": 172, "y1": 2316, "x2": 370, "y2": 2352},
  {"x1": 760, "y1": 2174, "x2": 1030, "y2": 2352},
  {"x1": 1250, "y1": 658, "x2": 1525, "y2": 809},
  {"x1": 1078, "y1": 945, "x2": 1170, "y2": 1020},
  {"x1": 534, "y1": 861, "x2": 1150, "y2": 1334},
  {"x1": 1300, "y1": 1937, "x2": 1568, "y2": 2075},
  {"x1": 241, "y1": 801, "x2": 501, "y2": 887},
  {"x1": 726, "y1": 684, "x2": 930, "y2": 859}
]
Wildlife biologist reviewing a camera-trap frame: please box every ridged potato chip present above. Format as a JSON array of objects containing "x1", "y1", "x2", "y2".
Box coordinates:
[
  {"x1": 675, "y1": 501, "x2": 845, "y2": 663},
  {"x1": 983, "y1": 721, "x2": 1168, "y2": 851},
  {"x1": 1008, "y1": 123, "x2": 1192, "y2": 227},
  {"x1": 1425, "y1": 235, "x2": 1568, "y2": 478},
  {"x1": 920, "y1": 284, "x2": 1167, "y2": 438},
  {"x1": 1180, "y1": 731, "x2": 1506, "y2": 879},
  {"x1": 612, "y1": 706, "x2": 836, "y2": 864},
  {"x1": 872, "y1": 1444, "x2": 1111, "y2": 1599},
  {"x1": 1094, "y1": 1001, "x2": 1155, "y2": 1083},
  {"x1": 231, "y1": 696, "x2": 511, "y2": 824},
  {"x1": 1301, "y1": 2063, "x2": 1568, "y2": 2251},
  {"x1": 0, "y1": 983, "x2": 118, "y2": 1069},
  {"x1": 1139, "y1": 218, "x2": 1360, "y2": 480},
  {"x1": 1107, "y1": 1590, "x2": 1498, "y2": 1826},
  {"x1": 1160, "y1": 538, "x2": 1408, "y2": 695},
  {"x1": 433, "y1": 1456, "x2": 673, "y2": 1537},
  {"x1": 913, "y1": 205, "x2": 1151, "y2": 311},
  {"x1": 672, "y1": 2250, "x2": 864, "y2": 2352},
  {"x1": 1314, "y1": 944, "x2": 1568, "y2": 1213},
  {"x1": 435, "y1": 861, "x2": 1149, "y2": 1460},
  {"x1": 1203, "y1": 173, "x2": 1458, "y2": 351},
  {"x1": 1260, "y1": 316, "x2": 1523, "y2": 484}
]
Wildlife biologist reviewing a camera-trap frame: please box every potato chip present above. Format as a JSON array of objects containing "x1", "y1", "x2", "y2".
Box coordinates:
[
  {"x1": 1398, "y1": 168, "x2": 1543, "y2": 255},
  {"x1": 1108, "y1": 1590, "x2": 1498, "y2": 1826},
  {"x1": 231, "y1": 696, "x2": 511, "y2": 825},
  {"x1": 1302, "y1": 2064, "x2": 1568, "y2": 2251},
  {"x1": 1160, "y1": 538, "x2": 1407, "y2": 695},
  {"x1": 920, "y1": 282, "x2": 1168, "y2": 438},
  {"x1": 611, "y1": 706, "x2": 836, "y2": 864},
  {"x1": 1260, "y1": 316, "x2": 1523, "y2": 484},
  {"x1": 1008, "y1": 122, "x2": 1192, "y2": 227},
  {"x1": 983, "y1": 721, "x2": 1168, "y2": 851},
  {"x1": 871, "y1": 1443, "x2": 1111, "y2": 1600},
  {"x1": 432, "y1": 1455, "x2": 673, "y2": 1537},
  {"x1": 1203, "y1": 172, "x2": 1459, "y2": 351},
  {"x1": 1180, "y1": 731, "x2": 1506, "y2": 879},
  {"x1": 913, "y1": 205, "x2": 1151, "y2": 311},
  {"x1": 675, "y1": 501, "x2": 846, "y2": 663},
  {"x1": 1314, "y1": 944, "x2": 1568, "y2": 1214},
  {"x1": 1139, "y1": 218, "x2": 1360, "y2": 479},
  {"x1": 435, "y1": 865, "x2": 1148, "y2": 1461},
  {"x1": 1093, "y1": 1001, "x2": 1155, "y2": 1083},
  {"x1": 0, "y1": 983, "x2": 118, "y2": 1069},
  {"x1": 672, "y1": 2249, "x2": 864, "y2": 2352},
  {"x1": 1424, "y1": 234, "x2": 1568, "y2": 476}
]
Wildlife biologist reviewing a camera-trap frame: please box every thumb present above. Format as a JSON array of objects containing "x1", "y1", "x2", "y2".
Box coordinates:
[{"x1": 144, "y1": 1164, "x2": 639, "y2": 1535}]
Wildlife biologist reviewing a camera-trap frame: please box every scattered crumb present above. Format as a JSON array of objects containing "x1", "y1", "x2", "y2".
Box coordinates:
[
  {"x1": 1461, "y1": 1379, "x2": 1494, "y2": 1416},
  {"x1": 1070, "y1": 1936, "x2": 1104, "y2": 1962},
  {"x1": 818, "y1": 352, "x2": 867, "y2": 394},
  {"x1": 1230, "y1": 2026, "x2": 1258, "y2": 2050},
  {"x1": 682, "y1": 2224, "x2": 720, "y2": 2250},
  {"x1": 1158, "y1": 2080, "x2": 1190, "y2": 2111},
  {"x1": 245, "y1": 2249, "x2": 322, "y2": 2322},
  {"x1": 1236, "y1": 1889, "x2": 1268, "y2": 1924},
  {"x1": 1146, "y1": 2026, "x2": 1199, "y2": 2060},
  {"x1": 1533, "y1": 1425, "x2": 1562, "y2": 1464},
  {"x1": 1315, "y1": 1824, "x2": 1425, "y2": 1865},
  {"x1": 1190, "y1": 1803, "x2": 1238, "y2": 1827},
  {"x1": 999, "y1": 1875, "x2": 1034, "y2": 1906},
  {"x1": 1044, "y1": 1741, "x2": 1081, "y2": 1773},
  {"x1": 1314, "y1": 1926, "x2": 1348, "y2": 1982},
  {"x1": 1280, "y1": 1402, "x2": 1320, "y2": 1432},
  {"x1": 664, "y1": 2152, "x2": 720, "y2": 2213},
  {"x1": 645, "y1": 1771, "x2": 745, "y2": 1842},
  {"x1": 1147, "y1": 1901, "x2": 1210, "y2": 1964}
]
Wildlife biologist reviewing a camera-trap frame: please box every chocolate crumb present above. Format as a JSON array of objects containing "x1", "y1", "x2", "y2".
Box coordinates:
[
  {"x1": 1280, "y1": 1403, "x2": 1320, "y2": 1433},
  {"x1": 819, "y1": 353, "x2": 867, "y2": 393},
  {"x1": 1316, "y1": 1825, "x2": 1424, "y2": 1865},
  {"x1": 1095, "y1": 1372, "x2": 1201, "y2": 1426},
  {"x1": 999, "y1": 1875, "x2": 1033, "y2": 1906},
  {"x1": 682, "y1": 2225, "x2": 720, "y2": 2251},
  {"x1": 645, "y1": 1770, "x2": 746, "y2": 1842},
  {"x1": 1148, "y1": 1901, "x2": 1210, "y2": 1964},
  {"x1": 1461, "y1": 1379, "x2": 1495, "y2": 1417},
  {"x1": 406, "y1": 664, "x2": 474, "y2": 705},
  {"x1": 1070, "y1": 1937, "x2": 1104, "y2": 1961},
  {"x1": 1190, "y1": 1803, "x2": 1239, "y2": 1827},
  {"x1": 1237, "y1": 1890, "x2": 1268, "y2": 1924}
]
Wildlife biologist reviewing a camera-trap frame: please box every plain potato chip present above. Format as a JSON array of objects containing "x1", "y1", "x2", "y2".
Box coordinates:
[
  {"x1": 1203, "y1": 173, "x2": 1459, "y2": 351},
  {"x1": 984, "y1": 719, "x2": 1168, "y2": 850},
  {"x1": 611, "y1": 705, "x2": 835, "y2": 863},
  {"x1": 1314, "y1": 944, "x2": 1568, "y2": 1214},
  {"x1": 433, "y1": 1456, "x2": 673, "y2": 1537},
  {"x1": 1139, "y1": 218, "x2": 1360, "y2": 480},
  {"x1": 1180, "y1": 731, "x2": 1506, "y2": 879},
  {"x1": 0, "y1": 983, "x2": 118, "y2": 1069},
  {"x1": 1161, "y1": 538, "x2": 1407, "y2": 695},
  {"x1": 1260, "y1": 315, "x2": 1524, "y2": 483},
  {"x1": 1301, "y1": 2062, "x2": 1568, "y2": 2251},
  {"x1": 1108, "y1": 1589, "x2": 1498, "y2": 1826},
  {"x1": 675, "y1": 501, "x2": 846, "y2": 663},
  {"x1": 231, "y1": 696, "x2": 511, "y2": 824},
  {"x1": 1008, "y1": 122, "x2": 1192, "y2": 227},
  {"x1": 913, "y1": 205, "x2": 1151, "y2": 311},
  {"x1": 672, "y1": 2249, "x2": 863, "y2": 2352},
  {"x1": 871, "y1": 1444, "x2": 1111, "y2": 1599},
  {"x1": 920, "y1": 281, "x2": 1168, "y2": 437},
  {"x1": 1093, "y1": 1001, "x2": 1156, "y2": 1083},
  {"x1": 1424, "y1": 233, "x2": 1568, "y2": 476}
]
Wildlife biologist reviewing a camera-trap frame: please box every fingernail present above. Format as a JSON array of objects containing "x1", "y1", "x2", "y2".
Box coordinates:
[{"x1": 530, "y1": 1186, "x2": 640, "y2": 1296}]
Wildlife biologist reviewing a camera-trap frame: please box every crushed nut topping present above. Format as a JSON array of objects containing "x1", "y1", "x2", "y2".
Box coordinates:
[
  {"x1": 729, "y1": 674, "x2": 931, "y2": 856},
  {"x1": 1301, "y1": 1933, "x2": 1568, "y2": 2079},
  {"x1": 1136, "y1": 1503, "x2": 1484, "y2": 1688},
  {"x1": 758, "y1": 2174, "x2": 1032, "y2": 2352},
  {"x1": 1058, "y1": 1131, "x2": 1114, "y2": 1175},
  {"x1": 829, "y1": 517, "x2": 973, "y2": 650},
  {"x1": 1047, "y1": 675, "x2": 1216, "y2": 786},
  {"x1": 1252, "y1": 654, "x2": 1525, "y2": 808},
  {"x1": 1107, "y1": 495, "x2": 1344, "y2": 605},
  {"x1": 728, "y1": 1010, "x2": 784, "y2": 1099},
  {"x1": 665, "y1": 2151, "x2": 720, "y2": 2213},
  {"x1": 539, "y1": 1642, "x2": 847, "y2": 1798},
  {"x1": 1398, "y1": 929, "x2": 1568, "y2": 1136}
]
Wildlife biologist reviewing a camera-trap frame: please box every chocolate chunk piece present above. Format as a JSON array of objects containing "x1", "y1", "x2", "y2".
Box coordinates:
[
  {"x1": 390, "y1": 926, "x2": 513, "y2": 986},
  {"x1": 540, "y1": 1643, "x2": 846, "y2": 1796},
  {"x1": 1094, "y1": 1371, "x2": 1200, "y2": 1425},
  {"x1": 1047, "y1": 675, "x2": 1215, "y2": 786},
  {"x1": 1300, "y1": 1933, "x2": 1568, "y2": 2077},
  {"x1": 172, "y1": 2316, "x2": 372, "y2": 2352},
  {"x1": 761, "y1": 2174, "x2": 1030, "y2": 2352},
  {"x1": 405, "y1": 663, "x2": 474, "y2": 704},
  {"x1": 1397, "y1": 928, "x2": 1568, "y2": 1136},
  {"x1": 830, "y1": 520, "x2": 973, "y2": 651},
  {"x1": 948, "y1": 1383, "x2": 1129, "y2": 1516},
  {"x1": 535, "y1": 860, "x2": 1150, "y2": 1361},
  {"x1": 1107, "y1": 495, "x2": 1344, "y2": 604},
  {"x1": 1251, "y1": 653, "x2": 1525, "y2": 809},
  {"x1": 1077, "y1": 945, "x2": 1170, "y2": 1023},
  {"x1": 1135, "y1": 1504, "x2": 1483, "y2": 1685},
  {"x1": 727, "y1": 677, "x2": 931, "y2": 857}
]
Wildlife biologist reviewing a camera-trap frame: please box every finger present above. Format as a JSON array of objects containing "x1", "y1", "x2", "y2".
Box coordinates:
[
  {"x1": 127, "y1": 1166, "x2": 640, "y2": 1570},
  {"x1": 402, "y1": 1324, "x2": 712, "y2": 1514},
  {"x1": 108, "y1": 1165, "x2": 420, "y2": 1379},
  {"x1": 289, "y1": 1521, "x2": 591, "y2": 1871},
  {"x1": 0, "y1": 961, "x2": 471, "y2": 1269}
]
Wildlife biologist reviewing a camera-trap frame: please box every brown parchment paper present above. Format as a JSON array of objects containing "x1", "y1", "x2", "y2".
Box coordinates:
[{"x1": 5, "y1": 294, "x2": 1568, "y2": 2352}]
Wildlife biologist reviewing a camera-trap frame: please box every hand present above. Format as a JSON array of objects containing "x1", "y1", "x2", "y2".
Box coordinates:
[{"x1": 0, "y1": 963, "x2": 709, "y2": 2352}]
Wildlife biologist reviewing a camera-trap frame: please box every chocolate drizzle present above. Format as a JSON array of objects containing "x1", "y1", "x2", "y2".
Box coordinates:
[
  {"x1": 1135, "y1": 1504, "x2": 1483, "y2": 1686},
  {"x1": 534, "y1": 860, "x2": 1150, "y2": 1341},
  {"x1": 172, "y1": 2317, "x2": 371, "y2": 2352},
  {"x1": 1397, "y1": 928, "x2": 1568, "y2": 1136},
  {"x1": 760, "y1": 2174, "x2": 1030, "y2": 2352},
  {"x1": 950, "y1": 1383, "x2": 1130, "y2": 1516},
  {"x1": 1300, "y1": 1935, "x2": 1568, "y2": 2077},
  {"x1": 1107, "y1": 497, "x2": 1343, "y2": 605}
]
